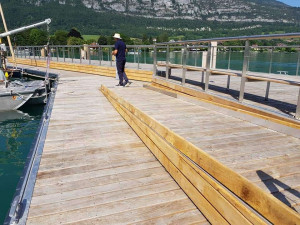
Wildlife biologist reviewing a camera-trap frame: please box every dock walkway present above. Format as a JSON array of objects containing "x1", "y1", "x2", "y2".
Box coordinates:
[
  {"x1": 12, "y1": 64, "x2": 300, "y2": 224},
  {"x1": 26, "y1": 71, "x2": 209, "y2": 224}
]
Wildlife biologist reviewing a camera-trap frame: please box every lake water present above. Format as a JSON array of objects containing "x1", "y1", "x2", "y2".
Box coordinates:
[
  {"x1": 47, "y1": 48, "x2": 299, "y2": 76},
  {"x1": 0, "y1": 105, "x2": 44, "y2": 224},
  {"x1": 90, "y1": 50, "x2": 299, "y2": 76}
]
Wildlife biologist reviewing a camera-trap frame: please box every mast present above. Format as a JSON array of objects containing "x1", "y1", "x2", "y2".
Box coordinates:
[{"x1": 0, "y1": 3, "x2": 15, "y2": 67}]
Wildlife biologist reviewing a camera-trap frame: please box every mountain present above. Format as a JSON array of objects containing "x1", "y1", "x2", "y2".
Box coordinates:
[{"x1": 0, "y1": 0, "x2": 300, "y2": 39}]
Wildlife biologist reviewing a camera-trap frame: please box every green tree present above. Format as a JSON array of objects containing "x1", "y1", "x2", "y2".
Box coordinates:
[
  {"x1": 142, "y1": 34, "x2": 149, "y2": 44},
  {"x1": 68, "y1": 28, "x2": 83, "y2": 39},
  {"x1": 85, "y1": 39, "x2": 96, "y2": 44},
  {"x1": 29, "y1": 29, "x2": 48, "y2": 45},
  {"x1": 53, "y1": 30, "x2": 68, "y2": 45},
  {"x1": 149, "y1": 36, "x2": 153, "y2": 44},
  {"x1": 157, "y1": 32, "x2": 169, "y2": 43},
  {"x1": 67, "y1": 37, "x2": 84, "y2": 45},
  {"x1": 98, "y1": 36, "x2": 108, "y2": 45}
]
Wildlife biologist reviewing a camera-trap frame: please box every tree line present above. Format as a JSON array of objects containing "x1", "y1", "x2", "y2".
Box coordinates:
[
  {"x1": 5, "y1": 27, "x2": 171, "y2": 46},
  {"x1": 2, "y1": 26, "x2": 299, "y2": 51}
]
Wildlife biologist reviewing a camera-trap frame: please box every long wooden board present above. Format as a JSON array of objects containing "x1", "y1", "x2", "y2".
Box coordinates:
[{"x1": 7, "y1": 57, "x2": 153, "y2": 82}]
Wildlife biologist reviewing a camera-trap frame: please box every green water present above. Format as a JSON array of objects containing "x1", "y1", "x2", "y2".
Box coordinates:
[
  {"x1": 49, "y1": 48, "x2": 299, "y2": 75},
  {"x1": 0, "y1": 105, "x2": 44, "y2": 224}
]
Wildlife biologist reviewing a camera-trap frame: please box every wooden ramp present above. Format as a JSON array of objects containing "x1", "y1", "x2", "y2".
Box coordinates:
[
  {"x1": 104, "y1": 84, "x2": 300, "y2": 224},
  {"x1": 26, "y1": 73, "x2": 209, "y2": 224}
]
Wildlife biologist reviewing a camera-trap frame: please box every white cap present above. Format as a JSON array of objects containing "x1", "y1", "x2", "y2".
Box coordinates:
[{"x1": 113, "y1": 33, "x2": 121, "y2": 39}]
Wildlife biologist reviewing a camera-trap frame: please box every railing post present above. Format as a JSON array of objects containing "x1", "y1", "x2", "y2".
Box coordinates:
[
  {"x1": 296, "y1": 88, "x2": 300, "y2": 120},
  {"x1": 239, "y1": 40, "x2": 250, "y2": 102},
  {"x1": 134, "y1": 47, "x2": 136, "y2": 63},
  {"x1": 79, "y1": 47, "x2": 82, "y2": 64},
  {"x1": 63, "y1": 46, "x2": 65, "y2": 62},
  {"x1": 98, "y1": 46, "x2": 101, "y2": 65},
  {"x1": 153, "y1": 45, "x2": 157, "y2": 77},
  {"x1": 194, "y1": 48, "x2": 197, "y2": 66},
  {"x1": 226, "y1": 47, "x2": 232, "y2": 90},
  {"x1": 137, "y1": 47, "x2": 140, "y2": 69},
  {"x1": 72, "y1": 47, "x2": 74, "y2": 63},
  {"x1": 56, "y1": 47, "x2": 59, "y2": 62},
  {"x1": 33, "y1": 47, "x2": 35, "y2": 60},
  {"x1": 228, "y1": 47, "x2": 231, "y2": 70},
  {"x1": 109, "y1": 47, "x2": 112, "y2": 67},
  {"x1": 265, "y1": 48, "x2": 273, "y2": 100},
  {"x1": 144, "y1": 48, "x2": 146, "y2": 64},
  {"x1": 88, "y1": 45, "x2": 91, "y2": 65},
  {"x1": 166, "y1": 44, "x2": 170, "y2": 79},
  {"x1": 204, "y1": 42, "x2": 212, "y2": 91},
  {"x1": 182, "y1": 45, "x2": 187, "y2": 85},
  {"x1": 296, "y1": 51, "x2": 300, "y2": 76}
]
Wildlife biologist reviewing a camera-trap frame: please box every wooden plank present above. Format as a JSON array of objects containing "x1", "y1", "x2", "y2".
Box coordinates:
[
  {"x1": 102, "y1": 84, "x2": 300, "y2": 225},
  {"x1": 27, "y1": 190, "x2": 189, "y2": 224},
  {"x1": 63, "y1": 199, "x2": 201, "y2": 225},
  {"x1": 29, "y1": 181, "x2": 178, "y2": 217}
]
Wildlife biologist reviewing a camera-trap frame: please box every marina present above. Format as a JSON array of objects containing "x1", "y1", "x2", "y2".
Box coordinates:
[{"x1": 2, "y1": 33, "x2": 300, "y2": 224}]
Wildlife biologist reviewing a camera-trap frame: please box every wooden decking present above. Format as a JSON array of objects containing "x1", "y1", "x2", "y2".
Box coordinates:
[
  {"x1": 19, "y1": 65, "x2": 300, "y2": 224},
  {"x1": 110, "y1": 85, "x2": 300, "y2": 214},
  {"x1": 26, "y1": 73, "x2": 209, "y2": 224}
]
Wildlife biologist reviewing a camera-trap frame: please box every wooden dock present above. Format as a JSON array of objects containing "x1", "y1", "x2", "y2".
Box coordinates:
[
  {"x1": 25, "y1": 73, "x2": 209, "y2": 224},
  {"x1": 12, "y1": 64, "x2": 300, "y2": 224}
]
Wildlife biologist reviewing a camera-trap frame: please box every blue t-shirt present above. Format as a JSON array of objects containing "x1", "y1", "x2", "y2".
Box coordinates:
[{"x1": 114, "y1": 40, "x2": 126, "y2": 61}]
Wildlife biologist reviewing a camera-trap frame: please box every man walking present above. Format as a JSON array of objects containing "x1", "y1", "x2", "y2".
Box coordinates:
[{"x1": 112, "y1": 33, "x2": 130, "y2": 86}]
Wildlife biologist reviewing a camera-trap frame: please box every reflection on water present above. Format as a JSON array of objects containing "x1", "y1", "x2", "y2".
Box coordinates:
[{"x1": 0, "y1": 105, "x2": 44, "y2": 224}]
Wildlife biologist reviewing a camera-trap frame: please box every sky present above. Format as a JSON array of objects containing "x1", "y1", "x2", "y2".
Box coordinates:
[{"x1": 277, "y1": 0, "x2": 300, "y2": 7}]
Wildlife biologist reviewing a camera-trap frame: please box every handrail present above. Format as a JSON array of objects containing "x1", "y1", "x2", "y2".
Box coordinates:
[
  {"x1": 12, "y1": 45, "x2": 155, "y2": 48},
  {"x1": 156, "y1": 32, "x2": 300, "y2": 45}
]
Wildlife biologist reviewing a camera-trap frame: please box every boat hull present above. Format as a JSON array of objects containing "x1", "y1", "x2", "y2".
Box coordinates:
[{"x1": 0, "y1": 93, "x2": 33, "y2": 111}]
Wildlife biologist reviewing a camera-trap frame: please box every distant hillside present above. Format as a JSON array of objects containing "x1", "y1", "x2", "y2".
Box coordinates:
[{"x1": 0, "y1": 0, "x2": 299, "y2": 40}]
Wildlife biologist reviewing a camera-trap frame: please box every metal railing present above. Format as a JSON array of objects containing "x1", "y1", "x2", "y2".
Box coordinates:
[
  {"x1": 7, "y1": 33, "x2": 300, "y2": 119},
  {"x1": 152, "y1": 33, "x2": 300, "y2": 119},
  {"x1": 10, "y1": 44, "x2": 155, "y2": 69}
]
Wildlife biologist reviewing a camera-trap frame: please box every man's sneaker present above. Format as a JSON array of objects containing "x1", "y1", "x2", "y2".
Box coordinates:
[
  {"x1": 116, "y1": 83, "x2": 123, "y2": 86},
  {"x1": 123, "y1": 81, "x2": 132, "y2": 87}
]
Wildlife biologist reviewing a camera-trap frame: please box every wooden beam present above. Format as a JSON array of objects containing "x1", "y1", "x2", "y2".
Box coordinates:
[{"x1": 7, "y1": 57, "x2": 152, "y2": 82}]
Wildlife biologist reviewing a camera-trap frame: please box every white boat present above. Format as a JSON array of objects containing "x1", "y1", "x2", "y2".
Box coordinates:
[{"x1": 0, "y1": 70, "x2": 46, "y2": 111}]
